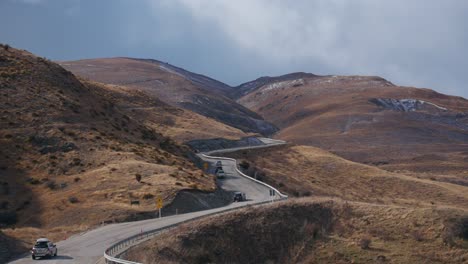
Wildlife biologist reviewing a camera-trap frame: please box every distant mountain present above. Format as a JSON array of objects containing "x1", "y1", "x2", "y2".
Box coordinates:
[
  {"x1": 231, "y1": 72, "x2": 319, "y2": 99},
  {"x1": 61, "y1": 58, "x2": 277, "y2": 135},
  {"x1": 237, "y1": 74, "x2": 468, "y2": 176},
  {"x1": 134, "y1": 58, "x2": 233, "y2": 94}
]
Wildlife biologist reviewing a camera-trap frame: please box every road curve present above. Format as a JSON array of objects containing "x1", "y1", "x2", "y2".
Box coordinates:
[{"x1": 9, "y1": 139, "x2": 285, "y2": 264}]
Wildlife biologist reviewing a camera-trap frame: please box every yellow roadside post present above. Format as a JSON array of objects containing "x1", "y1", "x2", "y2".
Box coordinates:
[{"x1": 156, "y1": 196, "x2": 163, "y2": 218}]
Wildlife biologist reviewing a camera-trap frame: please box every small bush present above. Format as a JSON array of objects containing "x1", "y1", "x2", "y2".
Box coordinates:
[
  {"x1": 411, "y1": 230, "x2": 424, "y2": 242},
  {"x1": 72, "y1": 158, "x2": 81, "y2": 166},
  {"x1": 135, "y1": 174, "x2": 142, "y2": 182},
  {"x1": 74, "y1": 177, "x2": 81, "y2": 182},
  {"x1": 68, "y1": 196, "x2": 79, "y2": 203},
  {"x1": 443, "y1": 216, "x2": 468, "y2": 246},
  {"x1": 27, "y1": 177, "x2": 41, "y2": 185},
  {"x1": 239, "y1": 160, "x2": 250, "y2": 170},
  {"x1": 46, "y1": 180, "x2": 57, "y2": 190},
  {"x1": 359, "y1": 237, "x2": 372, "y2": 249},
  {"x1": 142, "y1": 193, "x2": 154, "y2": 200}
]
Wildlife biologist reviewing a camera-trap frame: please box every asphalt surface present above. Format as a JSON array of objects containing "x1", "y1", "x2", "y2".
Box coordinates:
[{"x1": 9, "y1": 140, "x2": 284, "y2": 264}]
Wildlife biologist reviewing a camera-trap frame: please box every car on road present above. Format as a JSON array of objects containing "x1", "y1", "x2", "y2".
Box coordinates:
[
  {"x1": 216, "y1": 169, "x2": 226, "y2": 179},
  {"x1": 233, "y1": 192, "x2": 246, "y2": 202},
  {"x1": 31, "y1": 238, "x2": 57, "y2": 260}
]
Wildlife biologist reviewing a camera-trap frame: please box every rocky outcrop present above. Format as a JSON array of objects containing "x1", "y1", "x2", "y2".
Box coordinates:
[{"x1": 370, "y1": 98, "x2": 448, "y2": 112}]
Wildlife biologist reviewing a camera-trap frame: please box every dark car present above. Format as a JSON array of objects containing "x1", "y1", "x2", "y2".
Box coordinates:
[{"x1": 233, "y1": 192, "x2": 246, "y2": 202}]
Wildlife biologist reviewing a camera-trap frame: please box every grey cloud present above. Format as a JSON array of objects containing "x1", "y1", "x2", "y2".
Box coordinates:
[{"x1": 0, "y1": 0, "x2": 467, "y2": 98}]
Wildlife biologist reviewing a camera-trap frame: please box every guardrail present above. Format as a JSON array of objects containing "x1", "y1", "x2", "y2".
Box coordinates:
[
  {"x1": 103, "y1": 145, "x2": 287, "y2": 264},
  {"x1": 200, "y1": 153, "x2": 288, "y2": 199},
  {"x1": 102, "y1": 199, "x2": 279, "y2": 264}
]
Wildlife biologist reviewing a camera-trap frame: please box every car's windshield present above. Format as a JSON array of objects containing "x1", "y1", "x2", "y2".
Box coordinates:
[{"x1": 34, "y1": 242, "x2": 48, "y2": 248}]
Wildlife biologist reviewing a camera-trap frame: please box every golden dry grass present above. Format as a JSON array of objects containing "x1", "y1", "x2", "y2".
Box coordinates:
[
  {"x1": 224, "y1": 145, "x2": 468, "y2": 210},
  {"x1": 125, "y1": 198, "x2": 468, "y2": 263},
  {"x1": 89, "y1": 81, "x2": 249, "y2": 143},
  {"x1": 0, "y1": 46, "x2": 221, "y2": 253}
]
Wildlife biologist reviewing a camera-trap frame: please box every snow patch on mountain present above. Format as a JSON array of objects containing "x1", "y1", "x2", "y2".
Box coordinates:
[
  {"x1": 263, "y1": 79, "x2": 305, "y2": 92},
  {"x1": 371, "y1": 98, "x2": 447, "y2": 112}
]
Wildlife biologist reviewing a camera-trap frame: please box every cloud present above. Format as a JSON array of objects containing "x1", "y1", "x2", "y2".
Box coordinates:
[
  {"x1": 10, "y1": 0, "x2": 45, "y2": 4},
  {"x1": 149, "y1": 0, "x2": 468, "y2": 96},
  {"x1": 1, "y1": 0, "x2": 467, "y2": 98}
]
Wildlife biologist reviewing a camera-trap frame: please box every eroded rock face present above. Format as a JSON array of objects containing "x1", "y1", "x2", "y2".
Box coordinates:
[{"x1": 370, "y1": 98, "x2": 448, "y2": 112}]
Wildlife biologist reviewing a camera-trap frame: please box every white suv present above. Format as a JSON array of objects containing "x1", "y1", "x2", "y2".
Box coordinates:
[{"x1": 31, "y1": 238, "x2": 57, "y2": 260}]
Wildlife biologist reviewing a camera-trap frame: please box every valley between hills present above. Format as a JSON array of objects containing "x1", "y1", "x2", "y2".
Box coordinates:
[{"x1": 1, "y1": 44, "x2": 468, "y2": 263}]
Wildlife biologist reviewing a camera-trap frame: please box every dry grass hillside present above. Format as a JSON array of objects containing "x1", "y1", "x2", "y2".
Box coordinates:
[
  {"x1": 125, "y1": 199, "x2": 468, "y2": 264},
  {"x1": 126, "y1": 143, "x2": 468, "y2": 263},
  {"x1": 60, "y1": 58, "x2": 277, "y2": 135},
  {"x1": 224, "y1": 145, "x2": 468, "y2": 210},
  {"x1": 237, "y1": 75, "x2": 468, "y2": 182},
  {"x1": 0, "y1": 45, "x2": 218, "y2": 255},
  {"x1": 88, "y1": 81, "x2": 249, "y2": 143}
]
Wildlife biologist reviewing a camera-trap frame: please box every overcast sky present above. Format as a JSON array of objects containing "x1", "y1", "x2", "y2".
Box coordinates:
[{"x1": 1, "y1": 0, "x2": 467, "y2": 98}]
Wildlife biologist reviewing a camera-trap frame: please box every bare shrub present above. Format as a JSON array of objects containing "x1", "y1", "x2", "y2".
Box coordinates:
[
  {"x1": 239, "y1": 160, "x2": 250, "y2": 170},
  {"x1": 443, "y1": 216, "x2": 468, "y2": 246},
  {"x1": 27, "y1": 177, "x2": 41, "y2": 185},
  {"x1": 135, "y1": 174, "x2": 142, "y2": 182},
  {"x1": 359, "y1": 237, "x2": 372, "y2": 249},
  {"x1": 68, "y1": 196, "x2": 79, "y2": 203},
  {"x1": 411, "y1": 230, "x2": 424, "y2": 242},
  {"x1": 162, "y1": 116, "x2": 175, "y2": 126},
  {"x1": 45, "y1": 180, "x2": 57, "y2": 190},
  {"x1": 442, "y1": 229, "x2": 456, "y2": 247},
  {"x1": 143, "y1": 193, "x2": 154, "y2": 200}
]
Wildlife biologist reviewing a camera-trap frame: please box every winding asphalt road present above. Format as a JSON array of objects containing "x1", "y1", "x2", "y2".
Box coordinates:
[{"x1": 9, "y1": 139, "x2": 285, "y2": 264}]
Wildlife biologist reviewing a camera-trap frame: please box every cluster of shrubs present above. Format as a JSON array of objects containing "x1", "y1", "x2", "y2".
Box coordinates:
[{"x1": 443, "y1": 217, "x2": 468, "y2": 246}]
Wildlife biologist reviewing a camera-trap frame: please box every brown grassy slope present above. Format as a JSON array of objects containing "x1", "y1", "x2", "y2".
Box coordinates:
[
  {"x1": 125, "y1": 199, "x2": 468, "y2": 264},
  {"x1": 0, "y1": 46, "x2": 214, "y2": 249},
  {"x1": 237, "y1": 75, "x2": 468, "y2": 180},
  {"x1": 88, "y1": 82, "x2": 249, "y2": 143},
  {"x1": 223, "y1": 145, "x2": 468, "y2": 210},
  {"x1": 60, "y1": 58, "x2": 277, "y2": 135}
]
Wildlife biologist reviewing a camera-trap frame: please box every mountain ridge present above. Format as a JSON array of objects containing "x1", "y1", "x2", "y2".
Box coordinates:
[
  {"x1": 236, "y1": 73, "x2": 468, "y2": 181},
  {"x1": 60, "y1": 57, "x2": 278, "y2": 135}
]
